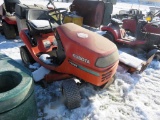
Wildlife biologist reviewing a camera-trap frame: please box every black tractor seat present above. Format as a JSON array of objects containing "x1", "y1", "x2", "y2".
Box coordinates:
[
  {"x1": 27, "y1": 19, "x2": 58, "y2": 34},
  {"x1": 4, "y1": 0, "x2": 20, "y2": 14},
  {"x1": 27, "y1": 9, "x2": 58, "y2": 35}
]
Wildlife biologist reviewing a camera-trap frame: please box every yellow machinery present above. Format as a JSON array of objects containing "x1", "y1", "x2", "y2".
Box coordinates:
[{"x1": 63, "y1": 12, "x2": 83, "y2": 26}]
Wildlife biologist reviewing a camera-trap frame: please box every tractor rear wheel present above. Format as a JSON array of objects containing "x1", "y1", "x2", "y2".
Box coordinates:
[
  {"x1": 62, "y1": 79, "x2": 81, "y2": 109},
  {"x1": 103, "y1": 32, "x2": 114, "y2": 42},
  {"x1": 2, "y1": 22, "x2": 16, "y2": 39},
  {"x1": 0, "y1": 20, "x2": 2, "y2": 33},
  {"x1": 147, "y1": 49, "x2": 160, "y2": 61},
  {"x1": 20, "y1": 46, "x2": 35, "y2": 67}
]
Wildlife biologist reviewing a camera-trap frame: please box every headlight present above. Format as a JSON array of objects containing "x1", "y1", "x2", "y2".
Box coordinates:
[{"x1": 96, "y1": 50, "x2": 119, "y2": 68}]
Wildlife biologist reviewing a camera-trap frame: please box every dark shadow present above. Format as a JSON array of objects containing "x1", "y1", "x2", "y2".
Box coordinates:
[
  {"x1": 0, "y1": 53, "x2": 32, "y2": 76},
  {"x1": 134, "y1": 106, "x2": 149, "y2": 120},
  {"x1": 0, "y1": 34, "x2": 24, "y2": 50},
  {"x1": 0, "y1": 71, "x2": 22, "y2": 93}
]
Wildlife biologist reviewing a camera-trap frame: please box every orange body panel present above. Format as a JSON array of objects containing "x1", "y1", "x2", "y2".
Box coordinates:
[
  {"x1": 56, "y1": 23, "x2": 118, "y2": 71},
  {"x1": 56, "y1": 58, "x2": 119, "y2": 86},
  {"x1": 20, "y1": 23, "x2": 119, "y2": 86},
  {"x1": 20, "y1": 30, "x2": 58, "y2": 70}
]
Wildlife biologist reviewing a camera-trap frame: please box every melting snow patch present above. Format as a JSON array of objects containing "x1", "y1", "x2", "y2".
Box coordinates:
[
  {"x1": 39, "y1": 54, "x2": 52, "y2": 64},
  {"x1": 32, "y1": 66, "x2": 50, "y2": 82},
  {"x1": 29, "y1": 62, "x2": 40, "y2": 70},
  {"x1": 119, "y1": 50, "x2": 144, "y2": 70},
  {"x1": 96, "y1": 31, "x2": 106, "y2": 35}
]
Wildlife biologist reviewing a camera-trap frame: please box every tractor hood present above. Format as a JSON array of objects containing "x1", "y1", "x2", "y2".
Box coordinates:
[
  {"x1": 56, "y1": 23, "x2": 119, "y2": 70},
  {"x1": 57, "y1": 23, "x2": 117, "y2": 55}
]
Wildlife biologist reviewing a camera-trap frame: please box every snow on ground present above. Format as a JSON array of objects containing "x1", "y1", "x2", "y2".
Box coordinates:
[{"x1": 0, "y1": 0, "x2": 160, "y2": 120}]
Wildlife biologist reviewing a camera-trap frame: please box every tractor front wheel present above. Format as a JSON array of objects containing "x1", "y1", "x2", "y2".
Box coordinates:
[
  {"x1": 62, "y1": 79, "x2": 81, "y2": 110},
  {"x1": 20, "y1": 46, "x2": 35, "y2": 67},
  {"x1": 103, "y1": 32, "x2": 114, "y2": 42}
]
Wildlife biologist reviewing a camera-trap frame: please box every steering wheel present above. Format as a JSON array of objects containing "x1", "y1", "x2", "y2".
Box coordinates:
[
  {"x1": 47, "y1": 8, "x2": 68, "y2": 25},
  {"x1": 47, "y1": 0, "x2": 56, "y2": 9}
]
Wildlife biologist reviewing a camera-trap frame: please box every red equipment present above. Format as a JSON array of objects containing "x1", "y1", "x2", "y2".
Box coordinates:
[
  {"x1": 101, "y1": 10, "x2": 160, "y2": 51},
  {"x1": 0, "y1": 0, "x2": 20, "y2": 39}
]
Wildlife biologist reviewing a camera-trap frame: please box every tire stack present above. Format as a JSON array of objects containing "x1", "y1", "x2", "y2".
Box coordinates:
[{"x1": 0, "y1": 53, "x2": 37, "y2": 120}]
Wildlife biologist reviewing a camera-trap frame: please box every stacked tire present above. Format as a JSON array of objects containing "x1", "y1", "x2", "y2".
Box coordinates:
[{"x1": 0, "y1": 53, "x2": 37, "y2": 120}]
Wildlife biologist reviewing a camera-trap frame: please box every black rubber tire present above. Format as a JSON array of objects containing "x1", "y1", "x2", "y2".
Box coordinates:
[
  {"x1": 0, "y1": 25, "x2": 2, "y2": 33},
  {"x1": 0, "y1": 18, "x2": 2, "y2": 33},
  {"x1": 0, "y1": 53, "x2": 36, "y2": 119},
  {"x1": 0, "y1": 92, "x2": 37, "y2": 120},
  {"x1": 0, "y1": 21, "x2": 4, "y2": 35},
  {"x1": 147, "y1": 49, "x2": 160, "y2": 60},
  {"x1": 2, "y1": 22, "x2": 16, "y2": 39},
  {"x1": 103, "y1": 32, "x2": 114, "y2": 42},
  {"x1": 20, "y1": 46, "x2": 35, "y2": 67},
  {"x1": 135, "y1": 21, "x2": 147, "y2": 40},
  {"x1": 62, "y1": 79, "x2": 81, "y2": 109}
]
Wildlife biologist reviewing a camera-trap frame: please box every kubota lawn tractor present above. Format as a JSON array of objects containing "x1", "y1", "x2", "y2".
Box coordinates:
[{"x1": 17, "y1": 4, "x2": 119, "y2": 109}]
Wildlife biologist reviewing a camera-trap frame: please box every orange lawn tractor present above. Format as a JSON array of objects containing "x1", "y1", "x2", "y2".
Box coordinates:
[{"x1": 17, "y1": 5, "x2": 119, "y2": 109}]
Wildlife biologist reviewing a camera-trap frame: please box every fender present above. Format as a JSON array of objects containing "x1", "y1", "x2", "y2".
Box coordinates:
[
  {"x1": 143, "y1": 23, "x2": 160, "y2": 34},
  {"x1": 2, "y1": 16, "x2": 17, "y2": 25},
  {"x1": 19, "y1": 29, "x2": 60, "y2": 71},
  {"x1": 101, "y1": 24, "x2": 120, "y2": 41},
  {"x1": 122, "y1": 19, "x2": 137, "y2": 33}
]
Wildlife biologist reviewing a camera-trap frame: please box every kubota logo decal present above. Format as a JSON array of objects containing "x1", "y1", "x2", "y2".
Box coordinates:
[{"x1": 73, "y1": 54, "x2": 90, "y2": 64}]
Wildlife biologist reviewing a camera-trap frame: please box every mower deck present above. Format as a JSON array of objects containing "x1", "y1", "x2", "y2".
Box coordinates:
[{"x1": 119, "y1": 50, "x2": 155, "y2": 73}]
